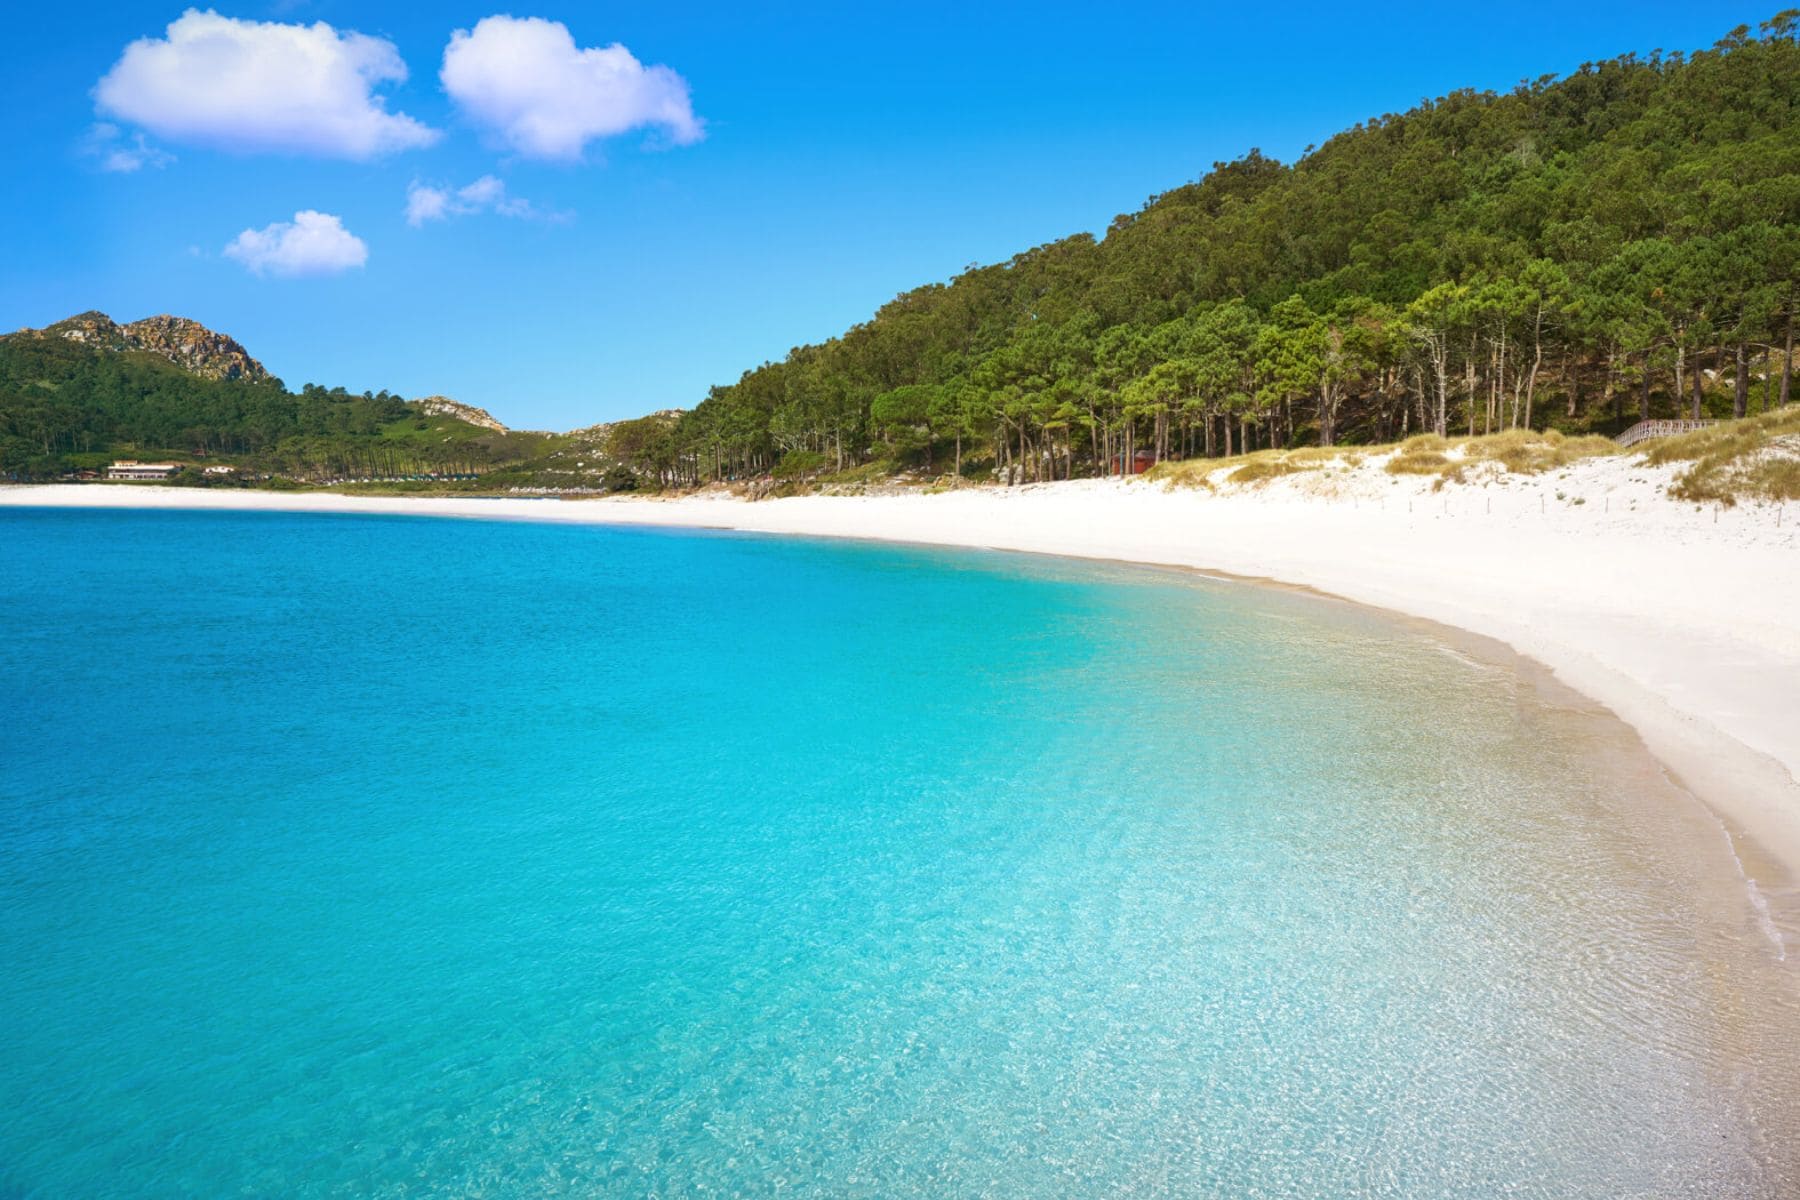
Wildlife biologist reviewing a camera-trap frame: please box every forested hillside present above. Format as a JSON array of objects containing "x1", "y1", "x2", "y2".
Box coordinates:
[
  {"x1": 8, "y1": 15, "x2": 1796, "y2": 494},
  {"x1": 0, "y1": 318, "x2": 600, "y2": 486},
  {"x1": 617, "y1": 14, "x2": 1800, "y2": 486}
]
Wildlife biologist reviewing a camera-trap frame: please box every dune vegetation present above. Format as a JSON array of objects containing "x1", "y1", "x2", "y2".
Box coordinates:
[
  {"x1": 1650, "y1": 407, "x2": 1800, "y2": 503},
  {"x1": 1148, "y1": 429, "x2": 1622, "y2": 491}
]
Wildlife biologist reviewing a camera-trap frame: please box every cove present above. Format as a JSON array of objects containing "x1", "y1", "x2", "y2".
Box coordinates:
[{"x1": 2, "y1": 507, "x2": 1796, "y2": 1197}]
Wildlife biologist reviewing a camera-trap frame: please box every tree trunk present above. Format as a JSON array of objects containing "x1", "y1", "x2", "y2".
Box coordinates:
[
  {"x1": 1465, "y1": 355, "x2": 1477, "y2": 439},
  {"x1": 1524, "y1": 339, "x2": 1543, "y2": 431},
  {"x1": 1433, "y1": 356, "x2": 1448, "y2": 436},
  {"x1": 1783, "y1": 306, "x2": 1794, "y2": 409},
  {"x1": 1691, "y1": 347, "x2": 1705, "y2": 421},
  {"x1": 1715, "y1": 334, "x2": 1727, "y2": 412},
  {"x1": 1734, "y1": 344, "x2": 1748, "y2": 420},
  {"x1": 1674, "y1": 343, "x2": 1686, "y2": 417},
  {"x1": 1493, "y1": 340, "x2": 1503, "y2": 433}
]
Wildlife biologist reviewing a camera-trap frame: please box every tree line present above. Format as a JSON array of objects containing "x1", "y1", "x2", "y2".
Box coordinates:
[
  {"x1": 610, "y1": 14, "x2": 1800, "y2": 486},
  {"x1": 0, "y1": 334, "x2": 516, "y2": 480}
]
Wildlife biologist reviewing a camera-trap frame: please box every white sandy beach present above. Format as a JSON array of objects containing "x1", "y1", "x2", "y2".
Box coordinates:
[{"x1": 6, "y1": 453, "x2": 1799, "y2": 902}]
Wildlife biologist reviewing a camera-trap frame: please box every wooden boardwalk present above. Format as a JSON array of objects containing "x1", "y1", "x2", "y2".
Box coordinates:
[{"x1": 1616, "y1": 419, "x2": 1716, "y2": 449}]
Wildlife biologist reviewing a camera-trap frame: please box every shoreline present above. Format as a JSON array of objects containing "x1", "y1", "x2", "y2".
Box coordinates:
[{"x1": 6, "y1": 474, "x2": 1799, "y2": 936}]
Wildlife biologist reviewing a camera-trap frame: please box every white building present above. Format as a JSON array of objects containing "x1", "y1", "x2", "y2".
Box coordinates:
[{"x1": 107, "y1": 461, "x2": 183, "y2": 481}]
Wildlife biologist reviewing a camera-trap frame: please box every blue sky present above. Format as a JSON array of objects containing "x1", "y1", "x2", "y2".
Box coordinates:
[{"x1": 0, "y1": 2, "x2": 1760, "y2": 429}]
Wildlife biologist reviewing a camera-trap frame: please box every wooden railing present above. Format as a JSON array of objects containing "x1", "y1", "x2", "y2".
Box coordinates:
[{"x1": 1616, "y1": 419, "x2": 1716, "y2": 449}]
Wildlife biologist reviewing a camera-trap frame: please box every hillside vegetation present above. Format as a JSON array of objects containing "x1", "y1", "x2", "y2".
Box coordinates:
[
  {"x1": 1647, "y1": 405, "x2": 1800, "y2": 501},
  {"x1": 0, "y1": 317, "x2": 659, "y2": 490},
  {"x1": 7, "y1": 15, "x2": 1798, "y2": 500},
  {"x1": 600, "y1": 14, "x2": 1800, "y2": 487}
]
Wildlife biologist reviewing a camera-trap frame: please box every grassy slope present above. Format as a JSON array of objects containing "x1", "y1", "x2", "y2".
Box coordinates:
[{"x1": 1646, "y1": 409, "x2": 1800, "y2": 503}]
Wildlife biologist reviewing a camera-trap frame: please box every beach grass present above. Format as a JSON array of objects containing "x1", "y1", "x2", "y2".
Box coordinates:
[
  {"x1": 1459, "y1": 429, "x2": 1620, "y2": 474},
  {"x1": 1648, "y1": 407, "x2": 1800, "y2": 504},
  {"x1": 1150, "y1": 447, "x2": 1355, "y2": 488},
  {"x1": 1154, "y1": 428, "x2": 1620, "y2": 491},
  {"x1": 1385, "y1": 448, "x2": 1452, "y2": 475},
  {"x1": 1225, "y1": 455, "x2": 1314, "y2": 484},
  {"x1": 1380, "y1": 430, "x2": 1618, "y2": 482}
]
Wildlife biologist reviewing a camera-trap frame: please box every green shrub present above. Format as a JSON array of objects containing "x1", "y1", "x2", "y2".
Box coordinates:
[{"x1": 772, "y1": 449, "x2": 828, "y2": 479}]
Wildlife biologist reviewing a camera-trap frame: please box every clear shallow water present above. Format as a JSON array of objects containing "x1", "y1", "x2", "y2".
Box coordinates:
[{"x1": 2, "y1": 507, "x2": 1797, "y2": 1198}]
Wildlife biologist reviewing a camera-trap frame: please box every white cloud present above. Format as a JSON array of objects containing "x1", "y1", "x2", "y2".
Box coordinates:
[
  {"x1": 405, "y1": 182, "x2": 454, "y2": 226},
  {"x1": 457, "y1": 175, "x2": 506, "y2": 206},
  {"x1": 94, "y1": 9, "x2": 438, "y2": 159},
  {"x1": 405, "y1": 175, "x2": 561, "y2": 226},
  {"x1": 83, "y1": 122, "x2": 175, "y2": 172},
  {"x1": 440, "y1": 16, "x2": 702, "y2": 161},
  {"x1": 223, "y1": 211, "x2": 368, "y2": 277}
]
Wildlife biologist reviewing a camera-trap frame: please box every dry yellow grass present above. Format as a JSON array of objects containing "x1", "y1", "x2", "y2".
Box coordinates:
[
  {"x1": 1147, "y1": 451, "x2": 1256, "y2": 487},
  {"x1": 1383, "y1": 429, "x2": 1616, "y2": 480},
  {"x1": 1150, "y1": 444, "x2": 1376, "y2": 488},
  {"x1": 1457, "y1": 429, "x2": 1621, "y2": 474},
  {"x1": 1226, "y1": 456, "x2": 1312, "y2": 484},
  {"x1": 1284, "y1": 445, "x2": 1360, "y2": 465},
  {"x1": 1648, "y1": 408, "x2": 1800, "y2": 504},
  {"x1": 1646, "y1": 407, "x2": 1800, "y2": 465},
  {"x1": 1384, "y1": 449, "x2": 1451, "y2": 475},
  {"x1": 1151, "y1": 425, "x2": 1628, "y2": 491}
]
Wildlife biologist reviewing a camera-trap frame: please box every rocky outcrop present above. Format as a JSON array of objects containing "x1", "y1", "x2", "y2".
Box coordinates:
[
  {"x1": 41, "y1": 311, "x2": 132, "y2": 351},
  {"x1": 566, "y1": 409, "x2": 686, "y2": 442},
  {"x1": 15, "y1": 311, "x2": 270, "y2": 382},
  {"x1": 414, "y1": 395, "x2": 508, "y2": 433},
  {"x1": 121, "y1": 315, "x2": 269, "y2": 382}
]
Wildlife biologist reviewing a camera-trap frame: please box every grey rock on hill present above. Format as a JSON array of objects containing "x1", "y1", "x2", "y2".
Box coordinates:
[
  {"x1": 414, "y1": 395, "x2": 509, "y2": 433},
  {"x1": 16, "y1": 311, "x2": 272, "y2": 382}
]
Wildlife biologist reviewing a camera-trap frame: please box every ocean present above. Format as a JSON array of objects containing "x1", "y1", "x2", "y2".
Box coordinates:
[{"x1": 2, "y1": 506, "x2": 1796, "y2": 1197}]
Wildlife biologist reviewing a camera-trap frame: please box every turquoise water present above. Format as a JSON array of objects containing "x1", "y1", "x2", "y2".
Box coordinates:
[{"x1": 2, "y1": 507, "x2": 1797, "y2": 1198}]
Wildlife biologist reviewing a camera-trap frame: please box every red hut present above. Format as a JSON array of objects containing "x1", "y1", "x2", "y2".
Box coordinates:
[{"x1": 1116, "y1": 449, "x2": 1158, "y2": 475}]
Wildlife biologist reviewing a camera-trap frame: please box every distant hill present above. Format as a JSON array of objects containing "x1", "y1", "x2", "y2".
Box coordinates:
[
  {"x1": 19, "y1": 311, "x2": 271, "y2": 383},
  {"x1": 0, "y1": 308, "x2": 669, "y2": 491}
]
